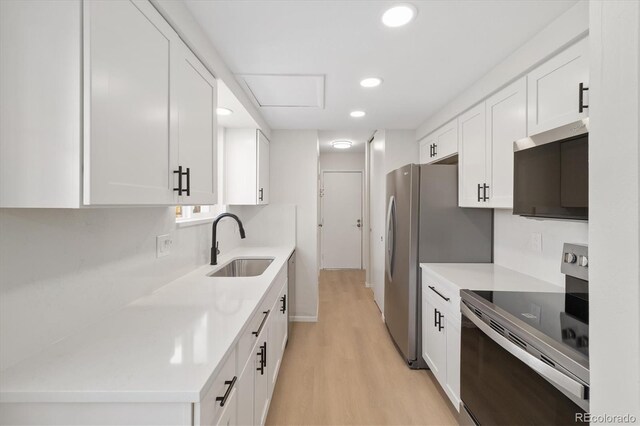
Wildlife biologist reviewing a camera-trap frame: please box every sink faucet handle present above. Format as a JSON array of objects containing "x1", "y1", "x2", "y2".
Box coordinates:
[{"x1": 216, "y1": 241, "x2": 220, "y2": 255}]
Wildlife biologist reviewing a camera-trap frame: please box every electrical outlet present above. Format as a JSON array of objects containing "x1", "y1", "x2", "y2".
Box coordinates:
[
  {"x1": 156, "y1": 234, "x2": 172, "y2": 258},
  {"x1": 530, "y1": 232, "x2": 542, "y2": 253}
]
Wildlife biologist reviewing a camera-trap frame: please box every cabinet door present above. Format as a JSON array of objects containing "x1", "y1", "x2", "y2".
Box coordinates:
[
  {"x1": 434, "y1": 119, "x2": 458, "y2": 161},
  {"x1": 236, "y1": 358, "x2": 254, "y2": 426},
  {"x1": 445, "y1": 317, "x2": 461, "y2": 412},
  {"x1": 458, "y1": 103, "x2": 487, "y2": 207},
  {"x1": 527, "y1": 37, "x2": 589, "y2": 136},
  {"x1": 224, "y1": 129, "x2": 258, "y2": 205},
  {"x1": 173, "y1": 44, "x2": 217, "y2": 205},
  {"x1": 419, "y1": 138, "x2": 431, "y2": 164},
  {"x1": 485, "y1": 77, "x2": 527, "y2": 208},
  {"x1": 422, "y1": 293, "x2": 446, "y2": 383},
  {"x1": 268, "y1": 284, "x2": 288, "y2": 397},
  {"x1": 216, "y1": 387, "x2": 238, "y2": 426},
  {"x1": 84, "y1": 0, "x2": 177, "y2": 205},
  {"x1": 257, "y1": 130, "x2": 270, "y2": 205},
  {"x1": 254, "y1": 324, "x2": 270, "y2": 426}
]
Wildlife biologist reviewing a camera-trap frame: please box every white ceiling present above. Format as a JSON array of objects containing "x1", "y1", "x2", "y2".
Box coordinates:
[
  {"x1": 187, "y1": 0, "x2": 577, "y2": 130},
  {"x1": 318, "y1": 129, "x2": 374, "y2": 153}
]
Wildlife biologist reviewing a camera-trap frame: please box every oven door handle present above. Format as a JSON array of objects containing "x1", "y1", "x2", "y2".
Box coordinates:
[{"x1": 461, "y1": 302, "x2": 587, "y2": 400}]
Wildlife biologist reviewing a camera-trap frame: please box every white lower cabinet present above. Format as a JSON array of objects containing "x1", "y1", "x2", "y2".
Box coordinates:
[{"x1": 421, "y1": 269, "x2": 461, "y2": 412}]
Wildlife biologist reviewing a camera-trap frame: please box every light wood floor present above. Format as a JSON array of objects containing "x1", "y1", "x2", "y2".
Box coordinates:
[{"x1": 266, "y1": 269, "x2": 459, "y2": 426}]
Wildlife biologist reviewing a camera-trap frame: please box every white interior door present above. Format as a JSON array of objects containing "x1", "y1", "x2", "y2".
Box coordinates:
[{"x1": 321, "y1": 171, "x2": 362, "y2": 269}]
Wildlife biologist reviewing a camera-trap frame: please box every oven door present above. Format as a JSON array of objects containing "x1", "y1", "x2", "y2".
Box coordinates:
[{"x1": 460, "y1": 303, "x2": 588, "y2": 425}]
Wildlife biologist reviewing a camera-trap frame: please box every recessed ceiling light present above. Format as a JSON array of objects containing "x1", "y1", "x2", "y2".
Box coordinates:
[
  {"x1": 332, "y1": 140, "x2": 353, "y2": 149},
  {"x1": 360, "y1": 77, "x2": 383, "y2": 88},
  {"x1": 382, "y1": 4, "x2": 417, "y2": 28},
  {"x1": 350, "y1": 110, "x2": 366, "y2": 118},
  {"x1": 216, "y1": 107, "x2": 233, "y2": 116}
]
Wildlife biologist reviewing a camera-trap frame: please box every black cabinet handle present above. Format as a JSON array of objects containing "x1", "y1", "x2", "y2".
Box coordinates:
[
  {"x1": 477, "y1": 184, "x2": 482, "y2": 202},
  {"x1": 434, "y1": 143, "x2": 437, "y2": 157},
  {"x1": 428, "y1": 285, "x2": 450, "y2": 301},
  {"x1": 434, "y1": 308, "x2": 438, "y2": 327},
  {"x1": 257, "y1": 343, "x2": 266, "y2": 375},
  {"x1": 173, "y1": 166, "x2": 190, "y2": 196},
  {"x1": 185, "y1": 167, "x2": 191, "y2": 196},
  {"x1": 252, "y1": 310, "x2": 270, "y2": 336},
  {"x1": 280, "y1": 295, "x2": 287, "y2": 314},
  {"x1": 579, "y1": 82, "x2": 589, "y2": 113},
  {"x1": 438, "y1": 312, "x2": 445, "y2": 332},
  {"x1": 259, "y1": 188, "x2": 264, "y2": 202},
  {"x1": 483, "y1": 183, "x2": 489, "y2": 202},
  {"x1": 215, "y1": 376, "x2": 237, "y2": 407},
  {"x1": 173, "y1": 166, "x2": 184, "y2": 195}
]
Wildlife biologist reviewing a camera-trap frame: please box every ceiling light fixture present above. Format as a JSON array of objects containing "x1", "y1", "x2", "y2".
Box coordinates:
[
  {"x1": 332, "y1": 140, "x2": 353, "y2": 150},
  {"x1": 360, "y1": 77, "x2": 383, "y2": 88},
  {"x1": 350, "y1": 110, "x2": 366, "y2": 118},
  {"x1": 216, "y1": 107, "x2": 233, "y2": 116},
  {"x1": 382, "y1": 4, "x2": 417, "y2": 28}
]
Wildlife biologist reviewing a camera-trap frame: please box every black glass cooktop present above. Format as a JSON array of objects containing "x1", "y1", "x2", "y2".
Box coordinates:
[{"x1": 471, "y1": 289, "x2": 589, "y2": 358}]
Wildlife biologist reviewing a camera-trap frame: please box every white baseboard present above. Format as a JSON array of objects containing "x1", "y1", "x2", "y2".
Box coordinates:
[{"x1": 292, "y1": 315, "x2": 318, "y2": 322}]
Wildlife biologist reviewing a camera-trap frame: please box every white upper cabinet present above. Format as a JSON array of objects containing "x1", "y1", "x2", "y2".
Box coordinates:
[
  {"x1": 459, "y1": 78, "x2": 526, "y2": 209},
  {"x1": 84, "y1": 0, "x2": 177, "y2": 205},
  {"x1": 485, "y1": 77, "x2": 527, "y2": 208},
  {"x1": 1, "y1": 0, "x2": 218, "y2": 207},
  {"x1": 257, "y1": 131, "x2": 270, "y2": 205},
  {"x1": 173, "y1": 44, "x2": 218, "y2": 206},
  {"x1": 527, "y1": 37, "x2": 589, "y2": 136},
  {"x1": 419, "y1": 119, "x2": 458, "y2": 164},
  {"x1": 458, "y1": 103, "x2": 487, "y2": 208},
  {"x1": 225, "y1": 129, "x2": 270, "y2": 205},
  {"x1": 1, "y1": 0, "x2": 82, "y2": 208}
]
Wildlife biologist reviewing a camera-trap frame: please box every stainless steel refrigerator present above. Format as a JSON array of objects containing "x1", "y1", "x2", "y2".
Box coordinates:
[{"x1": 384, "y1": 163, "x2": 493, "y2": 368}]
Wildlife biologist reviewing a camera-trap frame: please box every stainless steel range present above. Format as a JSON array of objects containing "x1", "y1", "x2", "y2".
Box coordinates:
[{"x1": 460, "y1": 243, "x2": 589, "y2": 425}]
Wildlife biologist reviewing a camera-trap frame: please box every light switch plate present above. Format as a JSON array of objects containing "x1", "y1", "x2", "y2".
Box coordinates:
[{"x1": 156, "y1": 234, "x2": 172, "y2": 258}]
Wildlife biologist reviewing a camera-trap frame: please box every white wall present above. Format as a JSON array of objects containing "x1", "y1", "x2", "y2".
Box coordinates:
[
  {"x1": 416, "y1": 1, "x2": 588, "y2": 140},
  {"x1": 589, "y1": 0, "x2": 640, "y2": 420},
  {"x1": 384, "y1": 130, "x2": 420, "y2": 173},
  {"x1": 369, "y1": 131, "x2": 386, "y2": 311},
  {"x1": 319, "y1": 152, "x2": 365, "y2": 172},
  {"x1": 494, "y1": 211, "x2": 588, "y2": 286},
  {"x1": 0, "y1": 208, "x2": 210, "y2": 369},
  {"x1": 367, "y1": 129, "x2": 419, "y2": 313},
  {"x1": 269, "y1": 130, "x2": 319, "y2": 321}
]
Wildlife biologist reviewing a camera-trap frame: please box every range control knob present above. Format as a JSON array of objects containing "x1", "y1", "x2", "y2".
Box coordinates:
[
  {"x1": 564, "y1": 252, "x2": 577, "y2": 264},
  {"x1": 579, "y1": 255, "x2": 589, "y2": 267}
]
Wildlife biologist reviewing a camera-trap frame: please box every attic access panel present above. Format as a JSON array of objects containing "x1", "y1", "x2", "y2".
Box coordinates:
[{"x1": 239, "y1": 74, "x2": 325, "y2": 108}]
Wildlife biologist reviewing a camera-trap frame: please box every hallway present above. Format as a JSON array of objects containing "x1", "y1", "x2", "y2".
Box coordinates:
[{"x1": 266, "y1": 270, "x2": 458, "y2": 425}]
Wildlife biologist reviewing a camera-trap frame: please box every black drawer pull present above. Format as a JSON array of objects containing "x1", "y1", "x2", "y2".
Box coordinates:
[
  {"x1": 280, "y1": 295, "x2": 287, "y2": 313},
  {"x1": 477, "y1": 183, "x2": 482, "y2": 202},
  {"x1": 185, "y1": 167, "x2": 191, "y2": 196},
  {"x1": 215, "y1": 376, "x2": 237, "y2": 407},
  {"x1": 438, "y1": 311, "x2": 445, "y2": 332},
  {"x1": 483, "y1": 183, "x2": 489, "y2": 202},
  {"x1": 252, "y1": 310, "x2": 270, "y2": 336},
  {"x1": 428, "y1": 285, "x2": 450, "y2": 301}
]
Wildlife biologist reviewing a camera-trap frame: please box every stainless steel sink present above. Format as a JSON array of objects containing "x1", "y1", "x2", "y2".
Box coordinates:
[{"x1": 208, "y1": 258, "x2": 274, "y2": 278}]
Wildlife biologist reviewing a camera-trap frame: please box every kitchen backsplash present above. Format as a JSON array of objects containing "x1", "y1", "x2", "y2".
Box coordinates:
[{"x1": 494, "y1": 209, "x2": 589, "y2": 286}]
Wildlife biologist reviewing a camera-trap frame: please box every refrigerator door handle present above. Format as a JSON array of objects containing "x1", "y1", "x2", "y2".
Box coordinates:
[{"x1": 386, "y1": 196, "x2": 396, "y2": 282}]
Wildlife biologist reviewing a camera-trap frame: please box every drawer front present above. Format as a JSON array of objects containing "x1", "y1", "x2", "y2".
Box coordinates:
[
  {"x1": 421, "y1": 269, "x2": 460, "y2": 318},
  {"x1": 199, "y1": 347, "x2": 237, "y2": 426}
]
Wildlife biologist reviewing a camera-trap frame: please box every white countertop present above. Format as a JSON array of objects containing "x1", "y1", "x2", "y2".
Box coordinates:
[
  {"x1": 0, "y1": 245, "x2": 295, "y2": 404},
  {"x1": 420, "y1": 263, "x2": 564, "y2": 293}
]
